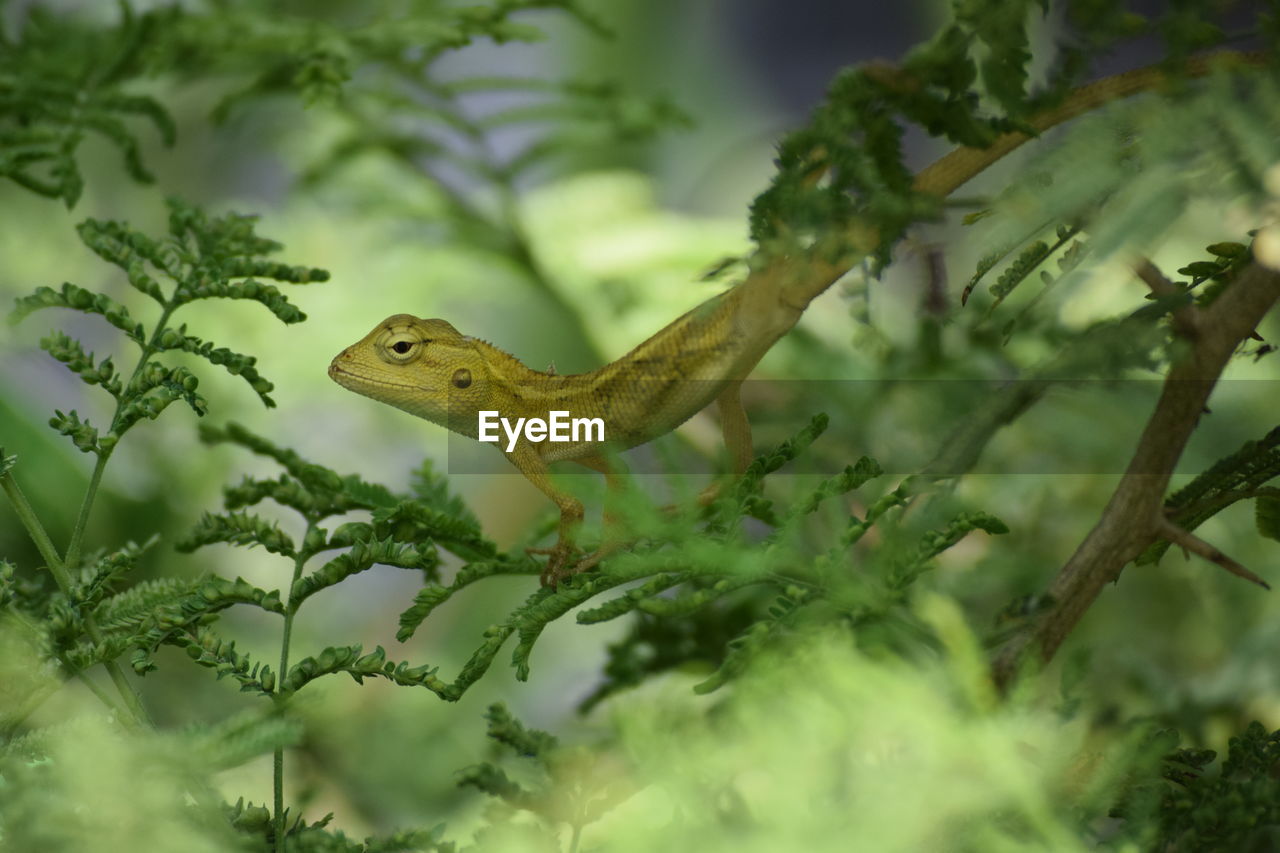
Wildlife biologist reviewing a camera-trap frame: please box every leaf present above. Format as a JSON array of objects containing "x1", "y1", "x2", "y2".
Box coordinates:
[
  {"x1": 48, "y1": 409, "x2": 103, "y2": 455},
  {"x1": 1138, "y1": 425, "x2": 1280, "y2": 565},
  {"x1": 291, "y1": 536, "x2": 440, "y2": 606},
  {"x1": 1257, "y1": 496, "x2": 1280, "y2": 542},
  {"x1": 281, "y1": 644, "x2": 447, "y2": 696},
  {"x1": 480, "y1": 702, "x2": 558, "y2": 757},
  {"x1": 39, "y1": 332, "x2": 123, "y2": 399},
  {"x1": 184, "y1": 710, "x2": 303, "y2": 773},
  {"x1": 93, "y1": 576, "x2": 282, "y2": 648},
  {"x1": 173, "y1": 278, "x2": 307, "y2": 324},
  {"x1": 371, "y1": 500, "x2": 495, "y2": 561},
  {"x1": 692, "y1": 593, "x2": 809, "y2": 695},
  {"x1": 197, "y1": 422, "x2": 344, "y2": 496},
  {"x1": 784, "y1": 456, "x2": 883, "y2": 521},
  {"x1": 396, "y1": 560, "x2": 535, "y2": 642},
  {"x1": 575, "y1": 573, "x2": 691, "y2": 625},
  {"x1": 73, "y1": 538, "x2": 157, "y2": 611},
  {"x1": 154, "y1": 327, "x2": 275, "y2": 406},
  {"x1": 10, "y1": 282, "x2": 145, "y2": 342},
  {"x1": 181, "y1": 629, "x2": 276, "y2": 694},
  {"x1": 0, "y1": 5, "x2": 176, "y2": 205},
  {"x1": 177, "y1": 511, "x2": 297, "y2": 557}
]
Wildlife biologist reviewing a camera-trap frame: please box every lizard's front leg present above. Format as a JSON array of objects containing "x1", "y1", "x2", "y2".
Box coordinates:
[
  {"x1": 506, "y1": 444, "x2": 586, "y2": 586},
  {"x1": 696, "y1": 379, "x2": 754, "y2": 505}
]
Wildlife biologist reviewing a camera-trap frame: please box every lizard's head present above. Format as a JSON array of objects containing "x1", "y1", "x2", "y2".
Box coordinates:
[{"x1": 328, "y1": 314, "x2": 490, "y2": 429}]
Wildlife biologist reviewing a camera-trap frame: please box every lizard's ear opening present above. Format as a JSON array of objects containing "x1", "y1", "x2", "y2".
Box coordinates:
[{"x1": 452, "y1": 368, "x2": 472, "y2": 389}]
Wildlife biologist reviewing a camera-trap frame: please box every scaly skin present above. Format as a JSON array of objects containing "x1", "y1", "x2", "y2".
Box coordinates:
[{"x1": 329, "y1": 50, "x2": 1265, "y2": 585}]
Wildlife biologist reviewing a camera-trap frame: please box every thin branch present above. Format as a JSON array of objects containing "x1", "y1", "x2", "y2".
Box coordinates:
[
  {"x1": 1156, "y1": 516, "x2": 1270, "y2": 589},
  {"x1": 1174, "y1": 486, "x2": 1280, "y2": 525},
  {"x1": 1134, "y1": 258, "x2": 1197, "y2": 337},
  {"x1": 992, "y1": 261, "x2": 1280, "y2": 690}
]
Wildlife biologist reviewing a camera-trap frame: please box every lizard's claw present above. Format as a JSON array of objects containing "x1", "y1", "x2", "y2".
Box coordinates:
[
  {"x1": 527, "y1": 541, "x2": 615, "y2": 587},
  {"x1": 527, "y1": 541, "x2": 583, "y2": 587}
]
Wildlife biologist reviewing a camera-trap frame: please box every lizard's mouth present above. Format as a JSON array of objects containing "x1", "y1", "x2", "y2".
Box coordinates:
[{"x1": 328, "y1": 363, "x2": 426, "y2": 394}]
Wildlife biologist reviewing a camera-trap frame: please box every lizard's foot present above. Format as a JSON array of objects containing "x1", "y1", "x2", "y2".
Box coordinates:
[
  {"x1": 658, "y1": 479, "x2": 728, "y2": 518},
  {"x1": 526, "y1": 541, "x2": 619, "y2": 587},
  {"x1": 527, "y1": 541, "x2": 584, "y2": 587}
]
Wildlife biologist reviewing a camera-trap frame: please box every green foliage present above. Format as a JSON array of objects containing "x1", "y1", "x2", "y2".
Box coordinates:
[
  {"x1": 392, "y1": 416, "x2": 1004, "y2": 699},
  {"x1": 147, "y1": 0, "x2": 688, "y2": 299},
  {"x1": 0, "y1": 3, "x2": 177, "y2": 206},
  {"x1": 1155, "y1": 722, "x2": 1280, "y2": 850},
  {"x1": 3, "y1": 1, "x2": 1280, "y2": 850},
  {"x1": 9, "y1": 198, "x2": 328, "y2": 461},
  {"x1": 281, "y1": 644, "x2": 447, "y2": 696},
  {"x1": 456, "y1": 703, "x2": 631, "y2": 847},
  {"x1": 1138, "y1": 424, "x2": 1280, "y2": 565}
]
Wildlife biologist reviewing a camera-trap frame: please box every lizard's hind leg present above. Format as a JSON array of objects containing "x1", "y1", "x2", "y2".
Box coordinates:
[{"x1": 569, "y1": 453, "x2": 631, "y2": 575}]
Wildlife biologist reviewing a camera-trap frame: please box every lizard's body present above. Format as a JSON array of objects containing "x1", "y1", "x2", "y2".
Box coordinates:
[
  {"x1": 329, "y1": 266, "x2": 819, "y2": 583},
  {"x1": 329, "y1": 51, "x2": 1263, "y2": 584}
]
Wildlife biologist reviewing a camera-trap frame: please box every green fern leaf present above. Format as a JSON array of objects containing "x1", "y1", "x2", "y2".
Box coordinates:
[
  {"x1": 177, "y1": 511, "x2": 297, "y2": 557},
  {"x1": 10, "y1": 282, "x2": 145, "y2": 342}
]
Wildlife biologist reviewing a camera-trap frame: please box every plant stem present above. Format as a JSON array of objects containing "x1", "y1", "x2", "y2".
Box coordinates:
[
  {"x1": 63, "y1": 300, "x2": 176, "y2": 573},
  {"x1": 1, "y1": 469, "x2": 73, "y2": 591},
  {"x1": 1, "y1": 464, "x2": 149, "y2": 727},
  {"x1": 273, "y1": 522, "x2": 315, "y2": 853},
  {"x1": 63, "y1": 449, "x2": 110, "y2": 573}
]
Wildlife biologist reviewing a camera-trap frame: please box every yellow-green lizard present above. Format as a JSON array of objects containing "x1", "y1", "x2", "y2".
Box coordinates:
[{"x1": 329, "y1": 52, "x2": 1262, "y2": 585}]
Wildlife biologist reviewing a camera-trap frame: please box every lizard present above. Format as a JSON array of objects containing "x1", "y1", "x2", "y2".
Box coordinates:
[{"x1": 328, "y1": 50, "x2": 1265, "y2": 586}]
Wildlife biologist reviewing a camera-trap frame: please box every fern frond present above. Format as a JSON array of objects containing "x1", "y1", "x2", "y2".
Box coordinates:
[
  {"x1": 72, "y1": 538, "x2": 156, "y2": 611},
  {"x1": 178, "y1": 511, "x2": 297, "y2": 557},
  {"x1": 47, "y1": 409, "x2": 105, "y2": 455},
  {"x1": 153, "y1": 327, "x2": 275, "y2": 406},
  {"x1": 510, "y1": 564, "x2": 664, "y2": 681},
  {"x1": 396, "y1": 560, "x2": 536, "y2": 642},
  {"x1": 780, "y1": 456, "x2": 883, "y2": 524},
  {"x1": 182, "y1": 709, "x2": 303, "y2": 772},
  {"x1": 574, "y1": 573, "x2": 692, "y2": 625},
  {"x1": 281, "y1": 644, "x2": 447, "y2": 697},
  {"x1": 113, "y1": 361, "x2": 208, "y2": 432},
  {"x1": 291, "y1": 537, "x2": 440, "y2": 607},
  {"x1": 693, "y1": 591, "x2": 813, "y2": 695},
  {"x1": 481, "y1": 702, "x2": 558, "y2": 757},
  {"x1": 10, "y1": 282, "x2": 145, "y2": 341},
  {"x1": 370, "y1": 500, "x2": 496, "y2": 561},
  {"x1": 197, "y1": 422, "x2": 344, "y2": 497},
  {"x1": 0, "y1": 5, "x2": 176, "y2": 205},
  {"x1": 181, "y1": 629, "x2": 275, "y2": 694},
  {"x1": 39, "y1": 332, "x2": 124, "y2": 400}
]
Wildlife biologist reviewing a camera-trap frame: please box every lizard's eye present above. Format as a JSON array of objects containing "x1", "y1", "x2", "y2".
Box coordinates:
[
  {"x1": 390, "y1": 340, "x2": 414, "y2": 355},
  {"x1": 452, "y1": 368, "x2": 472, "y2": 389}
]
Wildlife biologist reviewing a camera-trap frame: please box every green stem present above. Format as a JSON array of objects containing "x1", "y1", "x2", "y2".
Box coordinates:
[
  {"x1": 273, "y1": 523, "x2": 315, "y2": 853},
  {"x1": 62, "y1": 449, "x2": 110, "y2": 573},
  {"x1": 62, "y1": 300, "x2": 175, "y2": 573},
  {"x1": 1, "y1": 466, "x2": 149, "y2": 727},
  {"x1": 1, "y1": 470, "x2": 73, "y2": 591}
]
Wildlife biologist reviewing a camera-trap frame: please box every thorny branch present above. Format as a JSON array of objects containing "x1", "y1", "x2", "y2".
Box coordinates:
[{"x1": 992, "y1": 261, "x2": 1280, "y2": 690}]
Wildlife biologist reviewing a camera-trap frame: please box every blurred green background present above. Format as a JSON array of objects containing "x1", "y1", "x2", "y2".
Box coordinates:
[{"x1": 2, "y1": 0, "x2": 1279, "y2": 844}]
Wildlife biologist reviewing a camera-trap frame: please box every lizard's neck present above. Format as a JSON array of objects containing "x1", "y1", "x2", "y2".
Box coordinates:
[{"x1": 471, "y1": 336, "x2": 549, "y2": 382}]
